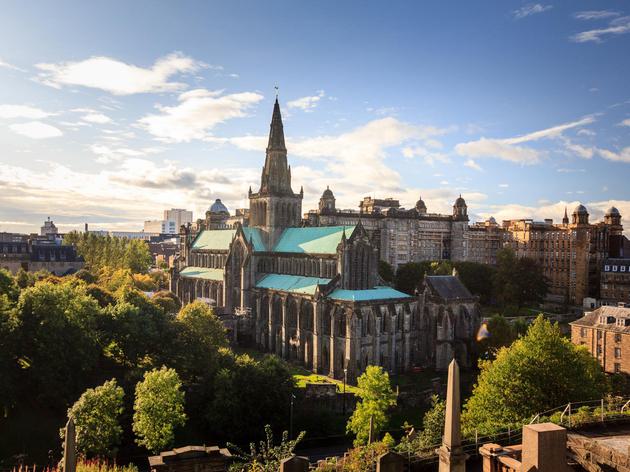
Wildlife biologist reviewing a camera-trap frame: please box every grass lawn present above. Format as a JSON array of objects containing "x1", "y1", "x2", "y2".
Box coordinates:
[{"x1": 233, "y1": 347, "x2": 362, "y2": 394}]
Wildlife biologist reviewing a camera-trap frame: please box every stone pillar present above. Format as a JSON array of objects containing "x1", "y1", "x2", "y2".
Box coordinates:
[
  {"x1": 281, "y1": 298, "x2": 288, "y2": 359},
  {"x1": 329, "y1": 310, "x2": 337, "y2": 378},
  {"x1": 63, "y1": 417, "x2": 76, "y2": 472},
  {"x1": 268, "y1": 296, "x2": 274, "y2": 352},
  {"x1": 438, "y1": 359, "x2": 467, "y2": 472},
  {"x1": 521, "y1": 423, "x2": 568, "y2": 472},
  {"x1": 312, "y1": 301, "x2": 321, "y2": 372},
  {"x1": 345, "y1": 311, "x2": 356, "y2": 381},
  {"x1": 255, "y1": 296, "x2": 262, "y2": 346},
  {"x1": 297, "y1": 302, "x2": 304, "y2": 364}
]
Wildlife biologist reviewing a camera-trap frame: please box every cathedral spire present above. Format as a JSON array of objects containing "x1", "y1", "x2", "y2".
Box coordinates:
[
  {"x1": 562, "y1": 206, "x2": 569, "y2": 225},
  {"x1": 267, "y1": 97, "x2": 286, "y2": 151}
]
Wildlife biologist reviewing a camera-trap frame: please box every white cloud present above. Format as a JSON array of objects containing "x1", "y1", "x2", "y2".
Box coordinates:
[
  {"x1": 0, "y1": 104, "x2": 53, "y2": 119},
  {"x1": 571, "y1": 16, "x2": 630, "y2": 43},
  {"x1": 620, "y1": 118, "x2": 630, "y2": 127},
  {"x1": 0, "y1": 58, "x2": 26, "y2": 72},
  {"x1": 513, "y1": 3, "x2": 552, "y2": 19},
  {"x1": 499, "y1": 183, "x2": 509, "y2": 188},
  {"x1": 287, "y1": 90, "x2": 325, "y2": 112},
  {"x1": 464, "y1": 159, "x2": 483, "y2": 171},
  {"x1": 81, "y1": 112, "x2": 112, "y2": 124},
  {"x1": 596, "y1": 147, "x2": 630, "y2": 163},
  {"x1": 454, "y1": 116, "x2": 595, "y2": 164},
  {"x1": 9, "y1": 121, "x2": 63, "y2": 139},
  {"x1": 401, "y1": 145, "x2": 450, "y2": 165},
  {"x1": 35, "y1": 52, "x2": 203, "y2": 95},
  {"x1": 574, "y1": 11, "x2": 620, "y2": 21},
  {"x1": 90, "y1": 144, "x2": 164, "y2": 163},
  {"x1": 138, "y1": 89, "x2": 264, "y2": 142}
]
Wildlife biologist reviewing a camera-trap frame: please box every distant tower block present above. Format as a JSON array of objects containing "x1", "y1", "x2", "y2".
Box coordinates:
[{"x1": 438, "y1": 359, "x2": 467, "y2": 472}]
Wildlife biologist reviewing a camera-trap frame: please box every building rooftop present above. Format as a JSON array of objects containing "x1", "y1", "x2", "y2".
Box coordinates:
[
  {"x1": 425, "y1": 275, "x2": 474, "y2": 300},
  {"x1": 256, "y1": 274, "x2": 331, "y2": 296},
  {"x1": 273, "y1": 225, "x2": 355, "y2": 254},
  {"x1": 179, "y1": 267, "x2": 224, "y2": 281},
  {"x1": 328, "y1": 286, "x2": 411, "y2": 302}
]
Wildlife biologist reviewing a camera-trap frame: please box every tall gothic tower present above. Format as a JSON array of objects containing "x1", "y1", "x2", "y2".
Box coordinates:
[{"x1": 249, "y1": 98, "x2": 303, "y2": 247}]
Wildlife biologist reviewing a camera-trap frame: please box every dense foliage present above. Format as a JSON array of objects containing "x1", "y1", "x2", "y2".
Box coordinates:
[
  {"x1": 347, "y1": 366, "x2": 397, "y2": 445},
  {"x1": 64, "y1": 379, "x2": 125, "y2": 458},
  {"x1": 397, "y1": 395, "x2": 445, "y2": 456},
  {"x1": 462, "y1": 315, "x2": 606, "y2": 434},
  {"x1": 393, "y1": 248, "x2": 547, "y2": 310},
  {"x1": 228, "y1": 425, "x2": 305, "y2": 472},
  {"x1": 133, "y1": 367, "x2": 187, "y2": 453},
  {"x1": 64, "y1": 232, "x2": 153, "y2": 273},
  {"x1": 0, "y1": 267, "x2": 295, "y2": 462}
]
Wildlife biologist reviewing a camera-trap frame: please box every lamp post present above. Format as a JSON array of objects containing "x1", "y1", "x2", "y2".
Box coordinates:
[
  {"x1": 343, "y1": 368, "x2": 348, "y2": 416},
  {"x1": 289, "y1": 393, "x2": 295, "y2": 439}
]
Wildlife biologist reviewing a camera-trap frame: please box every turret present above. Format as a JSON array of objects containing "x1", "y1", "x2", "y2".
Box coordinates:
[{"x1": 453, "y1": 195, "x2": 468, "y2": 221}]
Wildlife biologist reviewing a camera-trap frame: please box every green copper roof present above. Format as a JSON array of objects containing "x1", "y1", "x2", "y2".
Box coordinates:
[
  {"x1": 180, "y1": 267, "x2": 224, "y2": 281},
  {"x1": 329, "y1": 286, "x2": 411, "y2": 302},
  {"x1": 256, "y1": 274, "x2": 331, "y2": 296},
  {"x1": 192, "y1": 230, "x2": 236, "y2": 250},
  {"x1": 273, "y1": 226, "x2": 355, "y2": 254},
  {"x1": 242, "y1": 227, "x2": 266, "y2": 252},
  {"x1": 192, "y1": 228, "x2": 266, "y2": 252}
]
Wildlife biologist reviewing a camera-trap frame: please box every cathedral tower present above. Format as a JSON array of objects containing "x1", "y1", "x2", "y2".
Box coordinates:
[{"x1": 249, "y1": 98, "x2": 303, "y2": 247}]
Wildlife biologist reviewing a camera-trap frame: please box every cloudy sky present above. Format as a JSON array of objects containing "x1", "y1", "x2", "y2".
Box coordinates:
[{"x1": 0, "y1": 1, "x2": 629, "y2": 234}]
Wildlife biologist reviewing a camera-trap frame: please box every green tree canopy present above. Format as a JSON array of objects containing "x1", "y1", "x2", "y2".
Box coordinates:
[
  {"x1": 347, "y1": 366, "x2": 397, "y2": 445},
  {"x1": 397, "y1": 395, "x2": 445, "y2": 456},
  {"x1": 64, "y1": 379, "x2": 125, "y2": 458},
  {"x1": 378, "y1": 261, "x2": 395, "y2": 283},
  {"x1": 208, "y1": 354, "x2": 294, "y2": 443},
  {"x1": 64, "y1": 232, "x2": 152, "y2": 273},
  {"x1": 133, "y1": 366, "x2": 187, "y2": 453},
  {"x1": 13, "y1": 281, "x2": 103, "y2": 405},
  {"x1": 395, "y1": 262, "x2": 431, "y2": 295},
  {"x1": 462, "y1": 315, "x2": 606, "y2": 434},
  {"x1": 493, "y1": 248, "x2": 548, "y2": 310}
]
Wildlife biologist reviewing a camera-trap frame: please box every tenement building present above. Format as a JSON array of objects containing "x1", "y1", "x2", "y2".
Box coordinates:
[
  {"x1": 571, "y1": 305, "x2": 630, "y2": 375},
  {"x1": 306, "y1": 192, "x2": 501, "y2": 268},
  {"x1": 170, "y1": 100, "x2": 479, "y2": 379},
  {"x1": 502, "y1": 205, "x2": 624, "y2": 306},
  {"x1": 600, "y1": 258, "x2": 630, "y2": 306}
]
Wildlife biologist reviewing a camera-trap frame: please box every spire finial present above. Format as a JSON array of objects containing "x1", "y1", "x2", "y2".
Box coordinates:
[{"x1": 274, "y1": 84, "x2": 279, "y2": 100}]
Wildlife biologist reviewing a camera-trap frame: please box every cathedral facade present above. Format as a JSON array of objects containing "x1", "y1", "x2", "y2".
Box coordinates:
[{"x1": 170, "y1": 99, "x2": 476, "y2": 380}]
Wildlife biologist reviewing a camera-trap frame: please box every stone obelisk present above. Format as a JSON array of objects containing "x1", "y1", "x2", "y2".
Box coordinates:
[
  {"x1": 438, "y1": 359, "x2": 467, "y2": 472},
  {"x1": 63, "y1": 417, "x2": 77, "y2": 472}
]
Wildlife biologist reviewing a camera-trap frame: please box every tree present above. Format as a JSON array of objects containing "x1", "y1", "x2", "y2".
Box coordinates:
[
  {"x1": 493, "y1": 248, "x2": 548, "y2": 311},
  {"x1": 378, "y1": 261, "x2": 394, "y2": 284},
  {"x1": 347, "y1": 366, "x2": 397, "y2": 445},
  {"x1": 151, "y1": 291, "x2": 181, "y2": 315},
  {"x1": 65, "y1": 232, "x2": 152, "y2": 273},
  {"x1": 395, "y1": 262, "x2": 431, "y2": 295},
  {"x1": 462, "y1": 315, "x2": 606, "y2": 434},
  {"x1": 397, "y1": 395, "x2": 445, "y2": 456},
  {"x1": 208, "y1": 354, "x2": 294, "y2": 443},
  {"x1": 13, "y1": 281, "x2": 103, "y2": 405},
  {"x1": 0, "y1": 295, "x2": 18, "y2": 414},
  {"x1": 0, "y1": 269, "x2": 19, "y2": 302},
  {"x1": 176, "y1": 301, "x2": 227, "y2": 352},
  {"x1": 478, "y1": 315, "x2": 520, "y2": 358},
  {"x1": 133, "y1": 367, "x2": 187, "y2": 453},
  {"x1": 452, "y1": 262, "x2": 496, "y2": 305},
  {"x1": 429, "y1": 260, "x2": 453, "y2": 275},
  {"x1": 63, "y1": 379, "x2": 125, "y2": 458}
]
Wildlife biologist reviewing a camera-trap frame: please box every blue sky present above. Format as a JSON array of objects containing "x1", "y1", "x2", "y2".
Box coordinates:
[{"x1": 0, "y1": 0, "x2": 629, "y2": 233}]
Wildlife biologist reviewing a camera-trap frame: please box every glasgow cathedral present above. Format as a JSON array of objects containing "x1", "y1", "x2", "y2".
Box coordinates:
[{"x1": 171, "y1": 99, "x2": 481, "y2": 380}]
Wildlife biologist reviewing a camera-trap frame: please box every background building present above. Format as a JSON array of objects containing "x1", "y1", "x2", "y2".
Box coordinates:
[
  {"x1": 571, "y1": 305, "x2": 630, "y2": 375},
  {"x1": 164, "y1": 208, "x2": 193, "y2": 230},
  {"x1": 601, "y1": 258, "x2": 630, "y2": 307}
]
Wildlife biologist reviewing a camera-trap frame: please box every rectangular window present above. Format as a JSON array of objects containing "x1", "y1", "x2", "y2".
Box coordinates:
[
  {"x1": 622, "y1": 266, "x2": 627, "y2": 272},
  {"x1": 615, "y1": 333, "x2": 622, "y2": 343},
  {"x1": 615, "y1": 347, "x2": 622, "y2": 358},
  {"x1": 615, "y1": 363, "x2": 622, "y2": 374},
  {"x1": 605, "y1": 265, "x2": 610, "y2": 272},
  {"x1": 581, "y1": 328, "x2": 586, "y2": 337}
]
